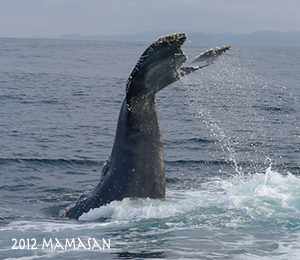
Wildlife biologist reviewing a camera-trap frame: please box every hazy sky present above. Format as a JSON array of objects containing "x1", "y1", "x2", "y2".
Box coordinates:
[{"x1": 1, "y1": 0, "x2": 300, "y2": 38}]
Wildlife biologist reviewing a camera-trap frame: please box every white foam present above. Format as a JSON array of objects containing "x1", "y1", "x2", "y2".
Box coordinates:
[
  {"x1": 224, "y1": 167, "x2": 300, "y2": 219},
  {"x1": 79, "y1": 167, "x2": 300, "y2": 225},
  {"x1": 79, "y1": 197, "x2": 186, "y2": 221}
]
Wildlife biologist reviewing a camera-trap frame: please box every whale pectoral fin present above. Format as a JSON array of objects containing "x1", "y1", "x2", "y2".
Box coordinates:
[
  {"x1": 179, "y1": 63, "x2": 216, "y2": 76},
  {"x1": 179, "y1": 66, "x2": 201, "y2": 76},
  {"x1": 179, "y1": 45, "x2": 231, "y2": 77},
  {"x1": 63, "y1": 34, "x2": 231, "y2": 220},
  {"x1": 126, "y1": 33, "x2": 187, "y2": 103},
  {"x1": 191, "y1": 45, "x2": 231, "y2": 67}
]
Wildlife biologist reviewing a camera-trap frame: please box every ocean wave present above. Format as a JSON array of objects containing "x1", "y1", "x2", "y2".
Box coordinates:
[
  {"x1": 253, "y1": 104, "x2": 297, "y2": 114},
  {"x1": 0, "y1": 158, "x2": 101, "y2": 167}
]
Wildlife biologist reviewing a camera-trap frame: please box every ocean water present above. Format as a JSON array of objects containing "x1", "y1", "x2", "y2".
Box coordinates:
[{"x1": 0, "y1": 37, "x2": 299, "y2": 259}]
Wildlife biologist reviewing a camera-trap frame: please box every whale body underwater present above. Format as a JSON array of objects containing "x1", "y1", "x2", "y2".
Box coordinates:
[{"x1": 65, "y1": 33, "x2": 230, "y2": 219}]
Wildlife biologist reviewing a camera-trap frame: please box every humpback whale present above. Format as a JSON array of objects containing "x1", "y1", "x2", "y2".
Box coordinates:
[{"x1": 65, "y1": 33, "x2": 230, "y2": 219}]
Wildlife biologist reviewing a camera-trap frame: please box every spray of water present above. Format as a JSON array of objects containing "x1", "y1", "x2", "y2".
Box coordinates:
[{"x1": 181, "y1": 51, "x2": 299, "y2": 176}]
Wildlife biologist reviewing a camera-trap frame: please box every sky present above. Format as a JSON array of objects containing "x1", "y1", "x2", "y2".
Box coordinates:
[{"x1": 1, "y1": 0, "x2": 300, "y2": 38}]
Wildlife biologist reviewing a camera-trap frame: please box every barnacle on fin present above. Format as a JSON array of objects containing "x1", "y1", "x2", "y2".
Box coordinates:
[{"x1": 153, "y1": 32, "x2": 185, "y2": 45}]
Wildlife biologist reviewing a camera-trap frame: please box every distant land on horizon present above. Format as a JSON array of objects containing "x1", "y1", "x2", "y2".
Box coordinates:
[{"x1": 31, "y1": 30, "x2": 300, "y2": 46}]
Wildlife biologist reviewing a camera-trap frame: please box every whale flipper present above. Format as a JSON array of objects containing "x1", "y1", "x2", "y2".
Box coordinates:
[
  {"x1": 64, "y1": 33, "x2": 230, "y2": 219},
  {"x1": 180, "y1": 45, "x2": 231, "y2": 76},
  {"x1": 126, "y1": 33, "x2": 187, "y2": 103}
]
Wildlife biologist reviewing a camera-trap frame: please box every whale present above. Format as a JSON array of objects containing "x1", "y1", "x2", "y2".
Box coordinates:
[{"x1": 64, "y1": 33, "x2": 230, "y2": 219}]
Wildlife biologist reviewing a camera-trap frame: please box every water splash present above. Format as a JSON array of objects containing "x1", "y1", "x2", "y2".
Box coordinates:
[
  {"x1": 181, "y1": 52, "x2": 300, "y2": 175},
  {"x1": 74, "y1": 166, "x2": 300, "y2": 230}
]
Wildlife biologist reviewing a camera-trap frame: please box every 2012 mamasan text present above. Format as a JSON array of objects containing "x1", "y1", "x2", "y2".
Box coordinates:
[{"x1": 12, "y1": 238, "x2": 111, "y2": 250}]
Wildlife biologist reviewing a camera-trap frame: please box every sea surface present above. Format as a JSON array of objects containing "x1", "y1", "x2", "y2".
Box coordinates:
[{"x1": 0, "y1": 37, "x2": 299, "y2": 259}]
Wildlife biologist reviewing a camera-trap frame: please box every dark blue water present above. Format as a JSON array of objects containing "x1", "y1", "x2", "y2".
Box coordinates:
[{"x1": 0, "y1": 37, "x2": 299, "y2": 259}]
